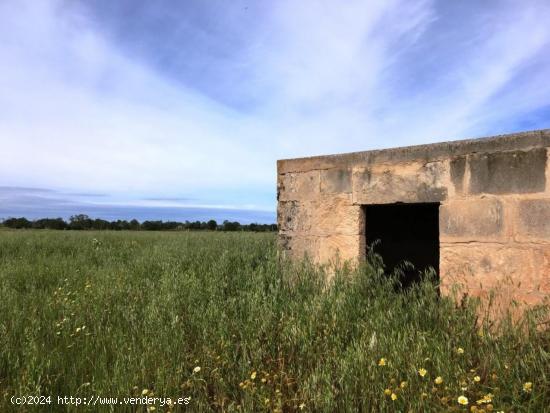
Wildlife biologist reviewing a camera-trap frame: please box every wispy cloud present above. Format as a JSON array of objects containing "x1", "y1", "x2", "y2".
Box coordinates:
[
  {"x1": 0, "y1": 0, "x2": 549, "y2": 219},
  {"x1": 66, "y1": 193, "x2": 108, "y2": 198},
  {"x1": 0, "y1": 0, "x2": 273, "y2": 208},
  {"x1": 0, "y1": 186, "x2": 55, "y2": 194},
  {"x1": 142, "y1": 197, "x2": 193, "y2": 202},
  {"x1": 0, "y1": 186, "x2": 273, "y2": 222}
]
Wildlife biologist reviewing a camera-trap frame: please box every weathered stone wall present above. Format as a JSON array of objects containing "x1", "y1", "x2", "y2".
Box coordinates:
[{"x1": 277, "y1": 129, "x2": 550, "y2": 309}]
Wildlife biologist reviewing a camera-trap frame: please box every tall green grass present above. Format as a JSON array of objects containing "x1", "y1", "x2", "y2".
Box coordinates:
[{"x1": 0, "y1": 230, "x2": 549, "y2": 412}]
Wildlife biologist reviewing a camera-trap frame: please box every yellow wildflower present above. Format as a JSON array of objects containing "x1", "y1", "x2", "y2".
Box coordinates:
[
  {"x1": 391, "y1": 393, "x2": 397, "y2": 401},
  {"x1": 400, "y1": 381, "x2": 407, "y2": 389},
  {"x1": 384, "y1": 389, "x2": 392, "y2": 396},
  {"x1": 435, "y1": 376, "x2": 443, "y2": 385},
  {"x1": 477, "y1": 393, "x2": 493, "y2": 404},
  {"x1": 474, "y1": 376, "x2": 481, "y2": 382},
  {"x1": 421, "y1": 392, "x2": 428, "y2": 398},
  {"x1": 251, "y1": 371, "x2": 257, "y2": 380},
  {"x1": 142, "y1": 389, "x2": 149, "y2": 396},
  {"x1": 523, "y1": 382, "x2": 533, "y2": 393},
  {"x1": 378, "y1": 358, "x2": 386, "y2": 366},
  {"x1": 193, "y1": 366, "x2": 201, "y2": 374},
  {"x1": 299, "y1": 403, "x2": 306, "y2": 410},
  {"x1": 457, "y1": 347, "x2": 465, "y2": 354},
  {"x1": 418, "y1": 368, "x2": 427, "y2": 377},
  {"x1": 458, "y1": 395, "x2": 469, "y2": 405}
]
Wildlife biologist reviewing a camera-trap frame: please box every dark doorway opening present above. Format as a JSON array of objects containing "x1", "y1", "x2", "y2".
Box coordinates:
[{"x1": 364, "y1": 203, "x2": 439, "y2": 287}]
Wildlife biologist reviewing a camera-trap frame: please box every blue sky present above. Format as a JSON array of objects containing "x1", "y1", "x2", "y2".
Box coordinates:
[{"x1": 1, "y1": 0, "x2": 549, "y2": 223}]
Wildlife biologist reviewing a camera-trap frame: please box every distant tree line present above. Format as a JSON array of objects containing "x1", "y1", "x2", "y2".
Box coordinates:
[{"x1": 0, "y1": 215, "x2": 277, "y2": 232}]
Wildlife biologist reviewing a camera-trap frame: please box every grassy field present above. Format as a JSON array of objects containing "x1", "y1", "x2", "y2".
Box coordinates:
[{"x1": 0, "y1": 230, "x2": 549, "y2": 412}]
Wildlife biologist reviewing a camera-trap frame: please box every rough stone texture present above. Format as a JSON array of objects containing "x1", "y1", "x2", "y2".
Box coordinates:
[
  {"x1": 278, "y1": 171, "x2": 320, "y2": 202},
  {"x1": 352, "y1": 160, "x2": 448, "y2": 204},
  {"x1": 321, "y1": 168, "x2": 352, "y2": 194},
  {"x1": 439, "y1": 244, "x2": 546, "y2": 291},
  {"x1": 308, "y1": 196, "x2": 363, "y2": 237},
  {"x1": 440, "y1": 244, "x2": 550, "y2": 317},
  {"x1": 278, "y1": 195, "x2": 362, "y2": 237},
  {"x1": 440, "y1": 198, "x2": 504, "y2": 241},
  {"x1": 450, "y1": 156, "x2": 467, "y2": 194},
  {"x1": 278, "y1": 201, "x2": 305, "y2": 233},
  {"x1": 277, "y1": 233, "x2": 319, "y2": 261},
  {"x1": 517, "y1": 199, "x2": 550, "y2": 239},
  {"x1": 317, "y1": 234, "x2": 365, "y2": 264},
  {"x1": 468, "y1": 149, "x2": 547, "y2": 194},
  {"x1": 277, "y1": 129, "x2": 550, "y2": 314}
]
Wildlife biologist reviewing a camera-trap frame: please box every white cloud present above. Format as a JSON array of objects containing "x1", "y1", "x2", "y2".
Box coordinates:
[
  {"x1": 0, "y1": 0, "x2": 275, "y2": 209},
  {"x1": 0, "y1": 0, "x2": 549, "y2": 214}
]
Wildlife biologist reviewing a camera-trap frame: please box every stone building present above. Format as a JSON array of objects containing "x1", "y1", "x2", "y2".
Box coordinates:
[{"x1": 277, "y1": 129, "x2": 550, "y2": 308}]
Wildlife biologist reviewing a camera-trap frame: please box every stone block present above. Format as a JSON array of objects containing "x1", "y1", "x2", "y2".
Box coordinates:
[
  {"x1": 533, "y1": 247, "x2": 550, "y2": 293},
  {"x1": 278, "y1": 201, "x2": 306, "y2": 233},
  {"x1": 468, "y1": 148, "x2": 547, "y2": 194},
  {"x1": 277, "y1": 233, "x2": 318, "y2": 261},
  {"x1": 439, "y1": 199, "x2": 504, "y2": 241},
  {"x1": 279, "y1": 233, "x2": 364, "y2": 265},
  {"x1": 450, "y1": 156, "x2": 467, "y2": 194},
  {"x1": 279, "y1": 195, "x2": 363, "y2": 236},
  {"x1": 517, "y1": 199, "x2": 550, "y2": 240},
  {"x1": 310, "y1": 195, "x2": 363, "y2": 236},
  {"x1": 317, "y1": 234, "x2": 364, "y2": 264},
  {"x1": 320, "y1": 168, "x2": 352, "y2": 194},
  {"x1": 352, "y1": 161, "x2": 448, "y2": 204},
  {"x1": 278, "y1": 171, "x2": 320, "y2": 201},
  {"x1": 440, "y1": 244, "x2": 549, "y2": 296}
]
